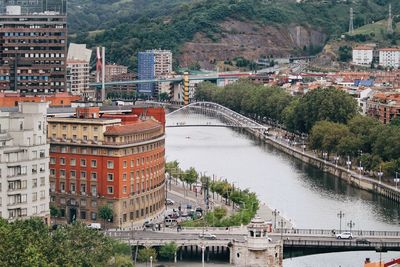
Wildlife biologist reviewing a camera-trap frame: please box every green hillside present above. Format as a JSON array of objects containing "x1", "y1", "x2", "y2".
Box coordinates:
[{"x1": 68, "y1": 0, "x2": 400, "y2": 69}]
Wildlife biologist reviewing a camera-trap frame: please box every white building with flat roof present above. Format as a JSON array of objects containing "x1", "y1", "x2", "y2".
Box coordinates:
[
  {"x1": 67, "y1": 43, "x2": 93, "y2": 99},
  {"x1": 352, "y1": 46, "x2": 374, "y2": 66},
  {"x1": 0, "y1": 102, "x2": 50, "y2": 223},
  {"x1": 379, "y1": 48, "x2": 400, "y2": 68}
]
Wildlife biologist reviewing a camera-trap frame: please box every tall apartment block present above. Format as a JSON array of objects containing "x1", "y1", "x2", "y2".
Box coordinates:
[
  {"x1": 67, "y1": 43, "x2": 93, "y2": 99},
  {"x1": 137, "y1": 50, "x2": 172, "y2": 96},
  {"x1": 0, "y1": 5, "x2": 67, "y2": 94},
  {"x1": 47, "y1": 106, "x2": 166, "y2": 228},
  {"x1": 0, "y1": 102, "x2": 50, "y2": 223},
  {"x1": 0, "y1": 1, "x2": 67, "y2": 14}
]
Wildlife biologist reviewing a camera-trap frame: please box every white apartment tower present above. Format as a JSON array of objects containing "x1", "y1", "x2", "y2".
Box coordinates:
[
  {"x1": 379, "y1": 48, "x2": 400, "y2": 68},
  {"x1": 67, "y1": 43, "x2": 93, "y2": 99},
  {"x1": 0, "y1": 102, "x2": 50, "y2": 223},
  {"x1": 352, "y1": 46, "x2": 374, "y2": 66},
  {"x1": 152, "y1": 50, "x2": 173, "y2": 76}
]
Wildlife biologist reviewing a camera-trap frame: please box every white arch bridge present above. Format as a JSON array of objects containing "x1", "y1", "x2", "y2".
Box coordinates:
[{"x1": 166, "y1": 102, "x2": 269, "y2": 134}]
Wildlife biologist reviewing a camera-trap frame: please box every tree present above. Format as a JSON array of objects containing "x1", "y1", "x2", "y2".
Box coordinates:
[
  {"x1": 159, "y1": 242, "x2": 177, "y2": 261},
  {"x1": 309, "y1": 121, "x2": 350, "y2": 154},
  {"x1": 137, "y1": 247, "x2": 157, "y2": 263},
  {"x1": 184, "y1": 167, "x2": 198, "y2": 190},
  {"x1": 99, "y1": 205, "x2": 114, "y2": 229},
  {"x1": 50, "y1": 205, "x2": 60, "y2": 224},
  {"x1": 338, "y1": 45, "x2": 352, "y2": 62}
]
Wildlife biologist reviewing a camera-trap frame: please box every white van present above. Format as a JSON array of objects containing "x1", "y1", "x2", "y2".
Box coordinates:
[{"x1": 87, "y1": 223, "x2": 102, "y2": 230}]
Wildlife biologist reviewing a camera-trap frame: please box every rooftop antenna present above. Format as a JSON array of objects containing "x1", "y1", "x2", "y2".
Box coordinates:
[
  {"x1": 388, "y1": 3, "x2": 394, "y2": 34},
  {"x1": 349, "y1": 7, "x2": 354, "y2": 34}
]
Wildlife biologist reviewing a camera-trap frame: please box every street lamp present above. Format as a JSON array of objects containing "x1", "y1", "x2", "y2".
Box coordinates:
[
  {"x1": 337, "y1": 211, "x2": 345, "y2": 233},
  {"x1": 378, "y1": 166, "x2": 383, "y2": 185},
  {"x1": 394, "y1": 172, "x2": 400, "y2": 190},
  {"x1": 272, "y1": 209, "x2": 280, "y2": 230},
  {"x1": 346, "y1": 156, "x2": 352, "y2": 173},
  {"x1": 347, "y1": 220, "x2": 355, "y2": 234},
  {"x1": 150, "y1": 256, "x2": 153, "y2": 267},
  {"x1": 278, "y1": 219, "x2": 286, "y2": 240},
  {"x1": 334, "y1": 156, "x2": 340, "y2": 168},
  {"x1": 323, "y1": 152, "x2": 328, "y2": 164},
  {"x1": 201, "y1": 244, "x2": 205, "y2": 267}
]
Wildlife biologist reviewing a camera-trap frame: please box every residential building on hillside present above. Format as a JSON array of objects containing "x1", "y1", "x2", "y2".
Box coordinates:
[
  {"x1": 352, "y1": 46, "x2": 374, "y2": 66},
  {"x1": 47, "y1": 106, "x2": 166, "y2": 228},
  {"x1": 0, "y1": 102, "x2": 50, "y2": 223},
  {"x1": 0, "y1": 7, "x2": 67, "y2": 94},
  {"x1": 379, "y1": 48, "x2": 400, "y2": 68},
  {"x1": 107, "y1": 72, "x2": 136, "y2": 99},
  {"x1": 138, "y1": 50, "x2": 172, "y2": 96},
  {"x1": 367, "y1": 92, "x2": 400, "y2": 124}
]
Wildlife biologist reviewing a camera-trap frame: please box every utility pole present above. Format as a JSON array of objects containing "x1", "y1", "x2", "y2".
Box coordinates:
[
  {"x1": 349, "y1": 7, "x2": 354, "y2": 34},
  {"x1": 388, "y1": 4, "x2": 394, "y2": 34},
  {"x1": 337, "y1": 211, "x2": 345, "y2": 233}
]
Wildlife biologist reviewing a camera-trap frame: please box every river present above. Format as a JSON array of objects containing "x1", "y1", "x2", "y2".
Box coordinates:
[{"x1": 165, "y1": 113, "x2": 400, "y2": 266}]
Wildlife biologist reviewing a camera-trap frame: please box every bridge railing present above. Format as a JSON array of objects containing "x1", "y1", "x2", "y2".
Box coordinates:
[
  {"x1": 283, "y1": 239, "x2": 400, "y2": 248},
  {"x1": 275, "y1": 228, "x2": 400, "y2": 237}
]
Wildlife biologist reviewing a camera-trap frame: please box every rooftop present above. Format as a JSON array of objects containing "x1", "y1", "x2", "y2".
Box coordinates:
[{"x1": 104, "y1": 119, "x2": 161, "y2": 136}]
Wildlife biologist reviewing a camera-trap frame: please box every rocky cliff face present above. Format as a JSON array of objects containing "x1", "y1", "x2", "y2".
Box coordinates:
[{"x1": 179, "y1": 19, "x2": 327, "y2": 70}]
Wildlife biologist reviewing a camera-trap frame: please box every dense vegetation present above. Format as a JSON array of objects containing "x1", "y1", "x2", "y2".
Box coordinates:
[
  {"x1": 68, "y1": 0, "x2": 398, "y2": 69},
  {"x1": 195, "y1": 80, "x2": 400, "y2": 179},
  {"x1": 0, "y1": 218, "x2": 132, "y2": 267}
]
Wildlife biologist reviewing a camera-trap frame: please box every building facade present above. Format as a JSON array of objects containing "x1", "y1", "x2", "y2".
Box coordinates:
[
  {"x1": 367, "y1": 92, "x2": 400, "y2": 124},
  {"x1": 105, "y1": 64, "x2": 128, "y2": 82},
  {"x1": 137, "y1": 50, "x2": 172, "y2": 96},
  {"x1": 379, "y1": 48, "x2": 400, "y2": 68},
  {"x1": 352, "y1": 46, "x2": 374, "y2": 66},
  {"x1": 0, "y1": 9, "x2": 67, "y2": 94},
  {"x1": 0, "y1": 102, "x2": 50, "y2": 222},
  {"x1": 67, "y1": 60, "x2": 90, "y2": 98},
  {"x1": 47, "y1": 107, "x2": 166, "y2": 228}
]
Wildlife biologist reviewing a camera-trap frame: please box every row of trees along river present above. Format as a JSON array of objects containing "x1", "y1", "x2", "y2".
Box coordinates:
[
  {"x1": 195, "y1": 80, "x2": 400, "y2": 185},
  {"x1": 166, "y1": 161, "x2": 259, "y2": 227}
]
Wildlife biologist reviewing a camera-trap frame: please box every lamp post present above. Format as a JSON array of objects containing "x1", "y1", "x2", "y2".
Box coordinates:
[
  {"x1": 347, "y1": 220, "x2": 355, "y2": 234},
  {"x1": 337, "y1": 211, "x2": 345, "y2": 233},
  {"x1": 150, "y1": 256, "x2": 153, "y2": 267},
  {"x1": 272, "y1": 209, "x2": 280, "y2": 230},
  {"x1": 346, "y1": 156, "x2": 352, "y2": 173},
  {"x1": 323, "y1": 152, "x2": 328, "y2": 164},
  {"x1": 278, "y1": 219, "x2": 286, "y2": 240},
  {"x1": 378, "y1": 166, "x2": 383, "y2": 185},
  {"x1": 201, "y1": 245, "x2": 205, "y2": 267},
  {"x1": 334, "y1": 156, "x2": 340, "y2": 168},
  {"x1": 394, "y1": 172, "x2": 400, "y2": 190}
]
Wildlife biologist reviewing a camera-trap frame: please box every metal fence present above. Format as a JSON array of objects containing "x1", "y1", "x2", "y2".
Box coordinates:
[{"x1": 275, "y1": 228, "x2": 400, "y2": 237}]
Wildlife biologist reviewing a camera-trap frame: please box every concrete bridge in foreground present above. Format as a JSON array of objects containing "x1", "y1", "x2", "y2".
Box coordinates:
[{"x1": 107, "y1": 227, "x2": 400, "y2": 259}]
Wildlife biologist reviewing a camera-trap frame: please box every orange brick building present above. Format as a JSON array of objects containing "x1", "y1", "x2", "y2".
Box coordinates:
[
  {"x1": 47, "y1": 106, "x2": 166, "y2": 228},
  {"x1": 0, "y1": 92, "x2": 80, "y2": 107},
  {"x1": 367, "y1": 92, "x2": 400, "y2": 124}
]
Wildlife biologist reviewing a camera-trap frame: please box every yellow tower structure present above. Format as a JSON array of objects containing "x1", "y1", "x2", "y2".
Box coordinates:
[{"x1": 183, "y1": 72, "x2": 189, "y2": 105}]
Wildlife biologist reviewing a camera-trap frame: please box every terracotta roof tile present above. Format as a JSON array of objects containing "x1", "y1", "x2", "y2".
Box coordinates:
[{"x1": 104, "y1": 119, "x2": 162, "y2": 136}]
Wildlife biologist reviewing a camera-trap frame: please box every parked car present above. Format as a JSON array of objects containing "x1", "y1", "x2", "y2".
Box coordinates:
[
  {"x1": 356, "y1": 238, "x2": 371, "y2": 244},
  {"x1": 199, "y1": 233, "x2": 217, "y2": 240},
  {"x1": 195, "y1": 207, "x2": 203, "y2": 214},
  {"x1": 87, "y1": 223, "x2": 102, "y2": 230},
  {"x1": 336, "y1": 232, "x2": 353, "y2": 239},
  {"x1": 166, "y1": 199, "x2": 175, "y2": 205},
  {"x1": 143, "y1": 221, "x2": 155, "y2": 230}
]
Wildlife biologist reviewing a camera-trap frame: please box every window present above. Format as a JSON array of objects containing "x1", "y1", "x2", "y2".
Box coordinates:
[
  {"x1": 33, "y1": 179, "x2": 37, "y2": 188},
  {"x1": 60, "y1": 182, "x2": 65, "y2": 192},
  {"x1": 50, "y1": 169, "x2": 55, "y2": 176},
  {"x1": 107, "y1": 186, "x2": 113, "y2": 194},
  {"x1": 32, "y1": 192, "x2": 37, "y2": 201},
  {"x1": 80, "y1": 171, "x2": 86, "y2": 179},
  {"x1": 60, "y1": 169, "x2": 66, "y2": 177},
  {"x1": 70, "y1": 183, "x2": 76, "y2": 193},
  {"x1": 123, "y1": 173, "x2": 127, "y2": 181},
  {"x1": 50, "y1": 157, "x2": 56, "y2": 164},
  {"x1": 91, "y1": 185, "x2": 97, "y2": 196},
  {"x1": 123, "y1": 161, "x2": 127, "y2": 168},
  {"x1": 123, "y1": 186, "x2": 127, "y2": 193},
  {"x1": 91, "y1": 212, "x2": 97, "y2": 220},
  {"x1": 107, "y1": 161, "x2": 114, "y2": 169},
  {"x1": 107, "y1": 173, "x2": 114, "y2": 181},
  {"x1": 80, "y1": 211, "x2": 86, "y2": 220},
  {"x1": 80, "y1": 184, "x2": 86, "y2": 194},
  {"x1": 91, "y1": 172, "x2": 97, "y2": 180},
  {"x1": 130, "y1": 160, "x2": 134, "y2": 167},
  {"x1": 60, "y1": 158, "x2": 66, "y2": 165},
  {"x1": 91, "y1": 160, "x2": 97, "y2": 168},
  {"x1": 70, "y1": 158, "x2": 76, "y2": 166},
  {"x1": 40, "y1": 177, "x2": 45, "y2": 186},
  {"x1": 80, "y1": 159, "x2": 86, "y2": 167},
  {"x1": 70, "y1": 170, "x2": 76, "y2": 178}
]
